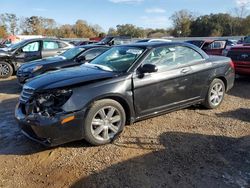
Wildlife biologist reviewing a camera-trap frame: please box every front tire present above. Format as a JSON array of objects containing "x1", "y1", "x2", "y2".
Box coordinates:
[
  {"x1": 0, "y1": 62, "x2": 13, "y2": 79},
  {"x1": 84, "y1": 99, "x2": 126, "y2": 145},
  {"x1": 204, "y1": 78, "x2": 225, "y2": 109}
]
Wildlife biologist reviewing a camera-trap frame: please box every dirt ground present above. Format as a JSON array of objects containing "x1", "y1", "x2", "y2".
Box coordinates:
[{"x1": 0, "y1": 76, "x2": 249, "y2": 188}]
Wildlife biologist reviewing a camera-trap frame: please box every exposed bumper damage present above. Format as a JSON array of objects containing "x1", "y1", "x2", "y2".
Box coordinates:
[{"x1": 15, "y1": 86, "x2": 86, "y2": 146}]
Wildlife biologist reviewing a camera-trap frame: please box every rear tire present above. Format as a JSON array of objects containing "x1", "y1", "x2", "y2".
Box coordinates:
[
  {"x1": 0, "y1": 62, "x2": 13, "y2": 79},
  {"x1": 84, "y1": 99, "x2": 126, "y2": 146},
  {"x1": 204, "y1": 78, "x2": 225, "y2": 109}
]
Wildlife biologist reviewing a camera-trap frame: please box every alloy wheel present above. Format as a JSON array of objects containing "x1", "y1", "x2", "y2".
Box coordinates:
[
  {"x1": 209, "y1": 82, "x2": 224, "y2": 106},
  {"x1": 90, "y1": 106, "x2": 122, "y2": 141},
  {"x1": 0, "y1": 63, "x2": 10, "y2": 76}
]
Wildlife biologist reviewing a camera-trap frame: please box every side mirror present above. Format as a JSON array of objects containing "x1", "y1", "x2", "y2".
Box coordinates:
[
  {"x1": 75, "y1": 56, "x2": 86, "y2": 63},
  {"x1": 15, "y1": 50, "x2": 25, "y2": 58},
  {"x1": 108, "y1": 41, "x2": 114, "y2": 46},
  {"x1": 139, "y1": 64, "x2": 158, "y2": 74}
]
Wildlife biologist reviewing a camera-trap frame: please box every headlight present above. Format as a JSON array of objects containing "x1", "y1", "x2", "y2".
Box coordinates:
[
  {"x1": 23, "y1": 65, "x2": 43, "y2": 73},
  {"x1": 35, "y1": 89, "x2": 73, "y2": 116}
]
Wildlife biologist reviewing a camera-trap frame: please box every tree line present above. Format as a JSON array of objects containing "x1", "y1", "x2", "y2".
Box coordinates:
[
  {"x1": 0, "y1": 14, "x2": 105, "y2": 38},
  {"x1": 1, "y1": 7, "x2": 250, "y2": 39}
]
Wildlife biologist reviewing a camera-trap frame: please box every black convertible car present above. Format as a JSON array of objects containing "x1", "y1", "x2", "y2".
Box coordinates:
[
  {"x1": 15, "y1": 42, "x2": 235, "y2": 146},
  {"x1": 16, "y1": 45, "x2": 109, "y2": 84}
]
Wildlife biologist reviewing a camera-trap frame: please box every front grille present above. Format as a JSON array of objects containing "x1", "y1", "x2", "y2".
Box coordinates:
[
  {"x1": 19, "y1": 85, "x2": 35, "y2": 103},
  {"x1": 227, "y1": 50, "x2": 250, "y2": 62}
]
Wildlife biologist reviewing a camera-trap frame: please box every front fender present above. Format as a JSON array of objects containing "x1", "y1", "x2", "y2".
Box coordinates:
[{"x1": 62, "y1": 75, "x2": 135, "y2": 118}]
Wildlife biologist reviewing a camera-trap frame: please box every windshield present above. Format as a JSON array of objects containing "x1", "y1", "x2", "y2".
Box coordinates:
[
  {"x1": 243, "y1": 37, "x2": 250, "y2": 44},
  {"x1": 89, "y1": 46, "x2": 145, "y2": 72},
  {"x1": 98, "y1": 37, "x2": 113, "y2": 44},
  {"x1": 60, "y1": 47, "x2": 85, "y2": 59},
  {"x1": 7, "y1": 40, "x2": 28, "y2": 51}
]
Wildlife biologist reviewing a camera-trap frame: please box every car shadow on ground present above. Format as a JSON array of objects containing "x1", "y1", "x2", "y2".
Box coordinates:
[
  {"x1": 0, "y1": 77, "x2": 21, "y2": 95},
  {"x1": 228, "y1": 75, "x2": 250, "y2": 99},
  {"x1": 216, "y1": 108, "x2": 250, "y2": 123},
  {"x1": 71, "y1": 132, "x2": 250, "y2": 188}
]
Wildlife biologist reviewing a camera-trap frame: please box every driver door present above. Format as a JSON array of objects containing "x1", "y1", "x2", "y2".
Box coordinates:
[
  {"x1": 202, "y1": 40, "x2": 227, "y2": 56},
  {"x1": 15, "y1": 41, "x2": 42, "y2": 64},
  {"x1": 133, "y1": 45, "x2": 203, "y2": 118}
]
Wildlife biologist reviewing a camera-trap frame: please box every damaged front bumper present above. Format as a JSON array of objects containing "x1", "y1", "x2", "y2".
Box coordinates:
[{"x1": 15, "y1": 102, "x2": 86, "y2": 146}]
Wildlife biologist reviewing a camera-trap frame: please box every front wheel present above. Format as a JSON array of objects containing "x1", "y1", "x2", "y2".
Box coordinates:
[
  {"x1": 84, "y1": 99, "x2": 126, "y2": 145},
  {"x1": 0, "y1": 62, "x2": 13, "y2": 79},
  {"x1": 204, "y1": 78, "x2": 225, "y2": 109}
]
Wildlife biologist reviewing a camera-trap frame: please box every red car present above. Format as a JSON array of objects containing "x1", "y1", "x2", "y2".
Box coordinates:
[
  {"x1": 186, "y1": 40, "x2": 228, "y2": 56},
  {"x1": 227, "y1": 44, "x2": 250, "y2": 75}
]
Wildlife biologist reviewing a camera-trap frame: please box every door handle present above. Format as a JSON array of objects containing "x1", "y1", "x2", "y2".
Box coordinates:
[{"x1": 181, "y1": 68, "x2": 190, "y2": 74}]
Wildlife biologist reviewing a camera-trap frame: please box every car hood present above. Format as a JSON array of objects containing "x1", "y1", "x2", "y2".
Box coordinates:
[
  {"x1": 0, "y1": 49, "x2": 11, "y2": 57},
  {"x1": 25, "y1": 65, "x2": 117, "y2": 91},
  {"x1": 20, "y1": 56, "x2": 67, "y2": 70}
]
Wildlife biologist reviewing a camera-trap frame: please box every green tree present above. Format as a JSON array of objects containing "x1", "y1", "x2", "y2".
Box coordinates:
[
  {"x1": 190, "y1": 13, "x2": 238, "y2": 37},
  {"x1": 108, "y1": 27, "x2": 118, "y2": 36},
  {"x1": 146, "y1": 29, "x2": 170, "y2": 38},
  {"x1": 116, "y1": 24, "x2": 145, "y2": 37},
  {"x1": 241, "y1": 15, "x2": 250, "y2": 35},
  {"x1": 171, "y1": 10, "x2": 195, "y2": 37}
]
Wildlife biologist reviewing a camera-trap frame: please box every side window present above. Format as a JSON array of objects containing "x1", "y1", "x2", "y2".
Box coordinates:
[
  {"x1": 22, "y1": 42, "x2": 39, "y2": 52},
  {"x1": 58, "y1": 42, "x2": 67, "y2": 48},
  {"x1": 143, "y1": 46, "x2": 203, "y2": 71},
  {"x1": 79, "y1": 48, "x2": 107, "y2": 61},
  {"x1": 43, "y1": 41, "x2": 59, "y2": 50},
  {"x1": 208, "y1": 41, "x2": 226, "y2": 49}
]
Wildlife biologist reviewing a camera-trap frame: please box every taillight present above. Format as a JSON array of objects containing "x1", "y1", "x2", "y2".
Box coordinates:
[{"x1": 229, "y1": 60, "x2": 235, "y2": 69}]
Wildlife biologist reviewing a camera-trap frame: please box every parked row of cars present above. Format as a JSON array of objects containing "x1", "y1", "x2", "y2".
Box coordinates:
[
  {"x1": 11, "y1": 37, "x2": 235, "y2": 147},
  {"x1": 0, "y1": 38, "x2": 74, "y2": 78},
  {"x1": 0, "y1": 36, "x2": 140, "y2": 79},
  {"x1": 187, "y1": 38, "x2": 250, "y2": 75}
]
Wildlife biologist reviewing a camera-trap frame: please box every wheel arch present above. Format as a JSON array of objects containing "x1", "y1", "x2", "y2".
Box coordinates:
[
  {"x1": 86, "y1": 94, "x2": 134, "y2": 125},
  {"x1": 214, "y1": 76, "x2": 227, "y2": 91}
]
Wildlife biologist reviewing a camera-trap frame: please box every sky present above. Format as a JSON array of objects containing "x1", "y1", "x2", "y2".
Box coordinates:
[{"x1": 0, "y1": 0, "x2": 249, "y2": 31}]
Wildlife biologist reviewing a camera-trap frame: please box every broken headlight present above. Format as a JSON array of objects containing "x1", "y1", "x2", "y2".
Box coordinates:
[{"x1": 35, "y1": 89, "x2": 72, "y2": 116}]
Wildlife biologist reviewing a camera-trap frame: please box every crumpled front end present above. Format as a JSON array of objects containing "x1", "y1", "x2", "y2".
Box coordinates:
[{"x1": 15, "y1": 85, "x2": 86, "y2": 146}]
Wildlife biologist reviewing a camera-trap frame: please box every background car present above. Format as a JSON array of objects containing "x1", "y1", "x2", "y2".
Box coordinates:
[
  {"x1": 0, "y1": 38, "x2": 73, "y2": 78},
  {"x1": 74, "y1": 40, "x2": 98, "y2": 46},
  {"x1": 16, "y1": 45, "x2": 109, "y2": 84},
  {"x1": 136, "y1": 38, "x2": 172, "y2": 43},
  {"x1": 186, "y1": 40, "x2": 227, "y2": 56},
  {"x1": 16, "y1": 42, "x2": 235, "y2": 147},
  {"x1": 96, "y1": 36, "x2": 135, "y2": 46},
  {"x1": 227, "y1": 44, "x2": 250, "y2": 75}
]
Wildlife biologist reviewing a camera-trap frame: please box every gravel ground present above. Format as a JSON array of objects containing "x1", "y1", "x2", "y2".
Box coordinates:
[{"x1": 0, "y1": 76, "x2": 249, "y2": 188}]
